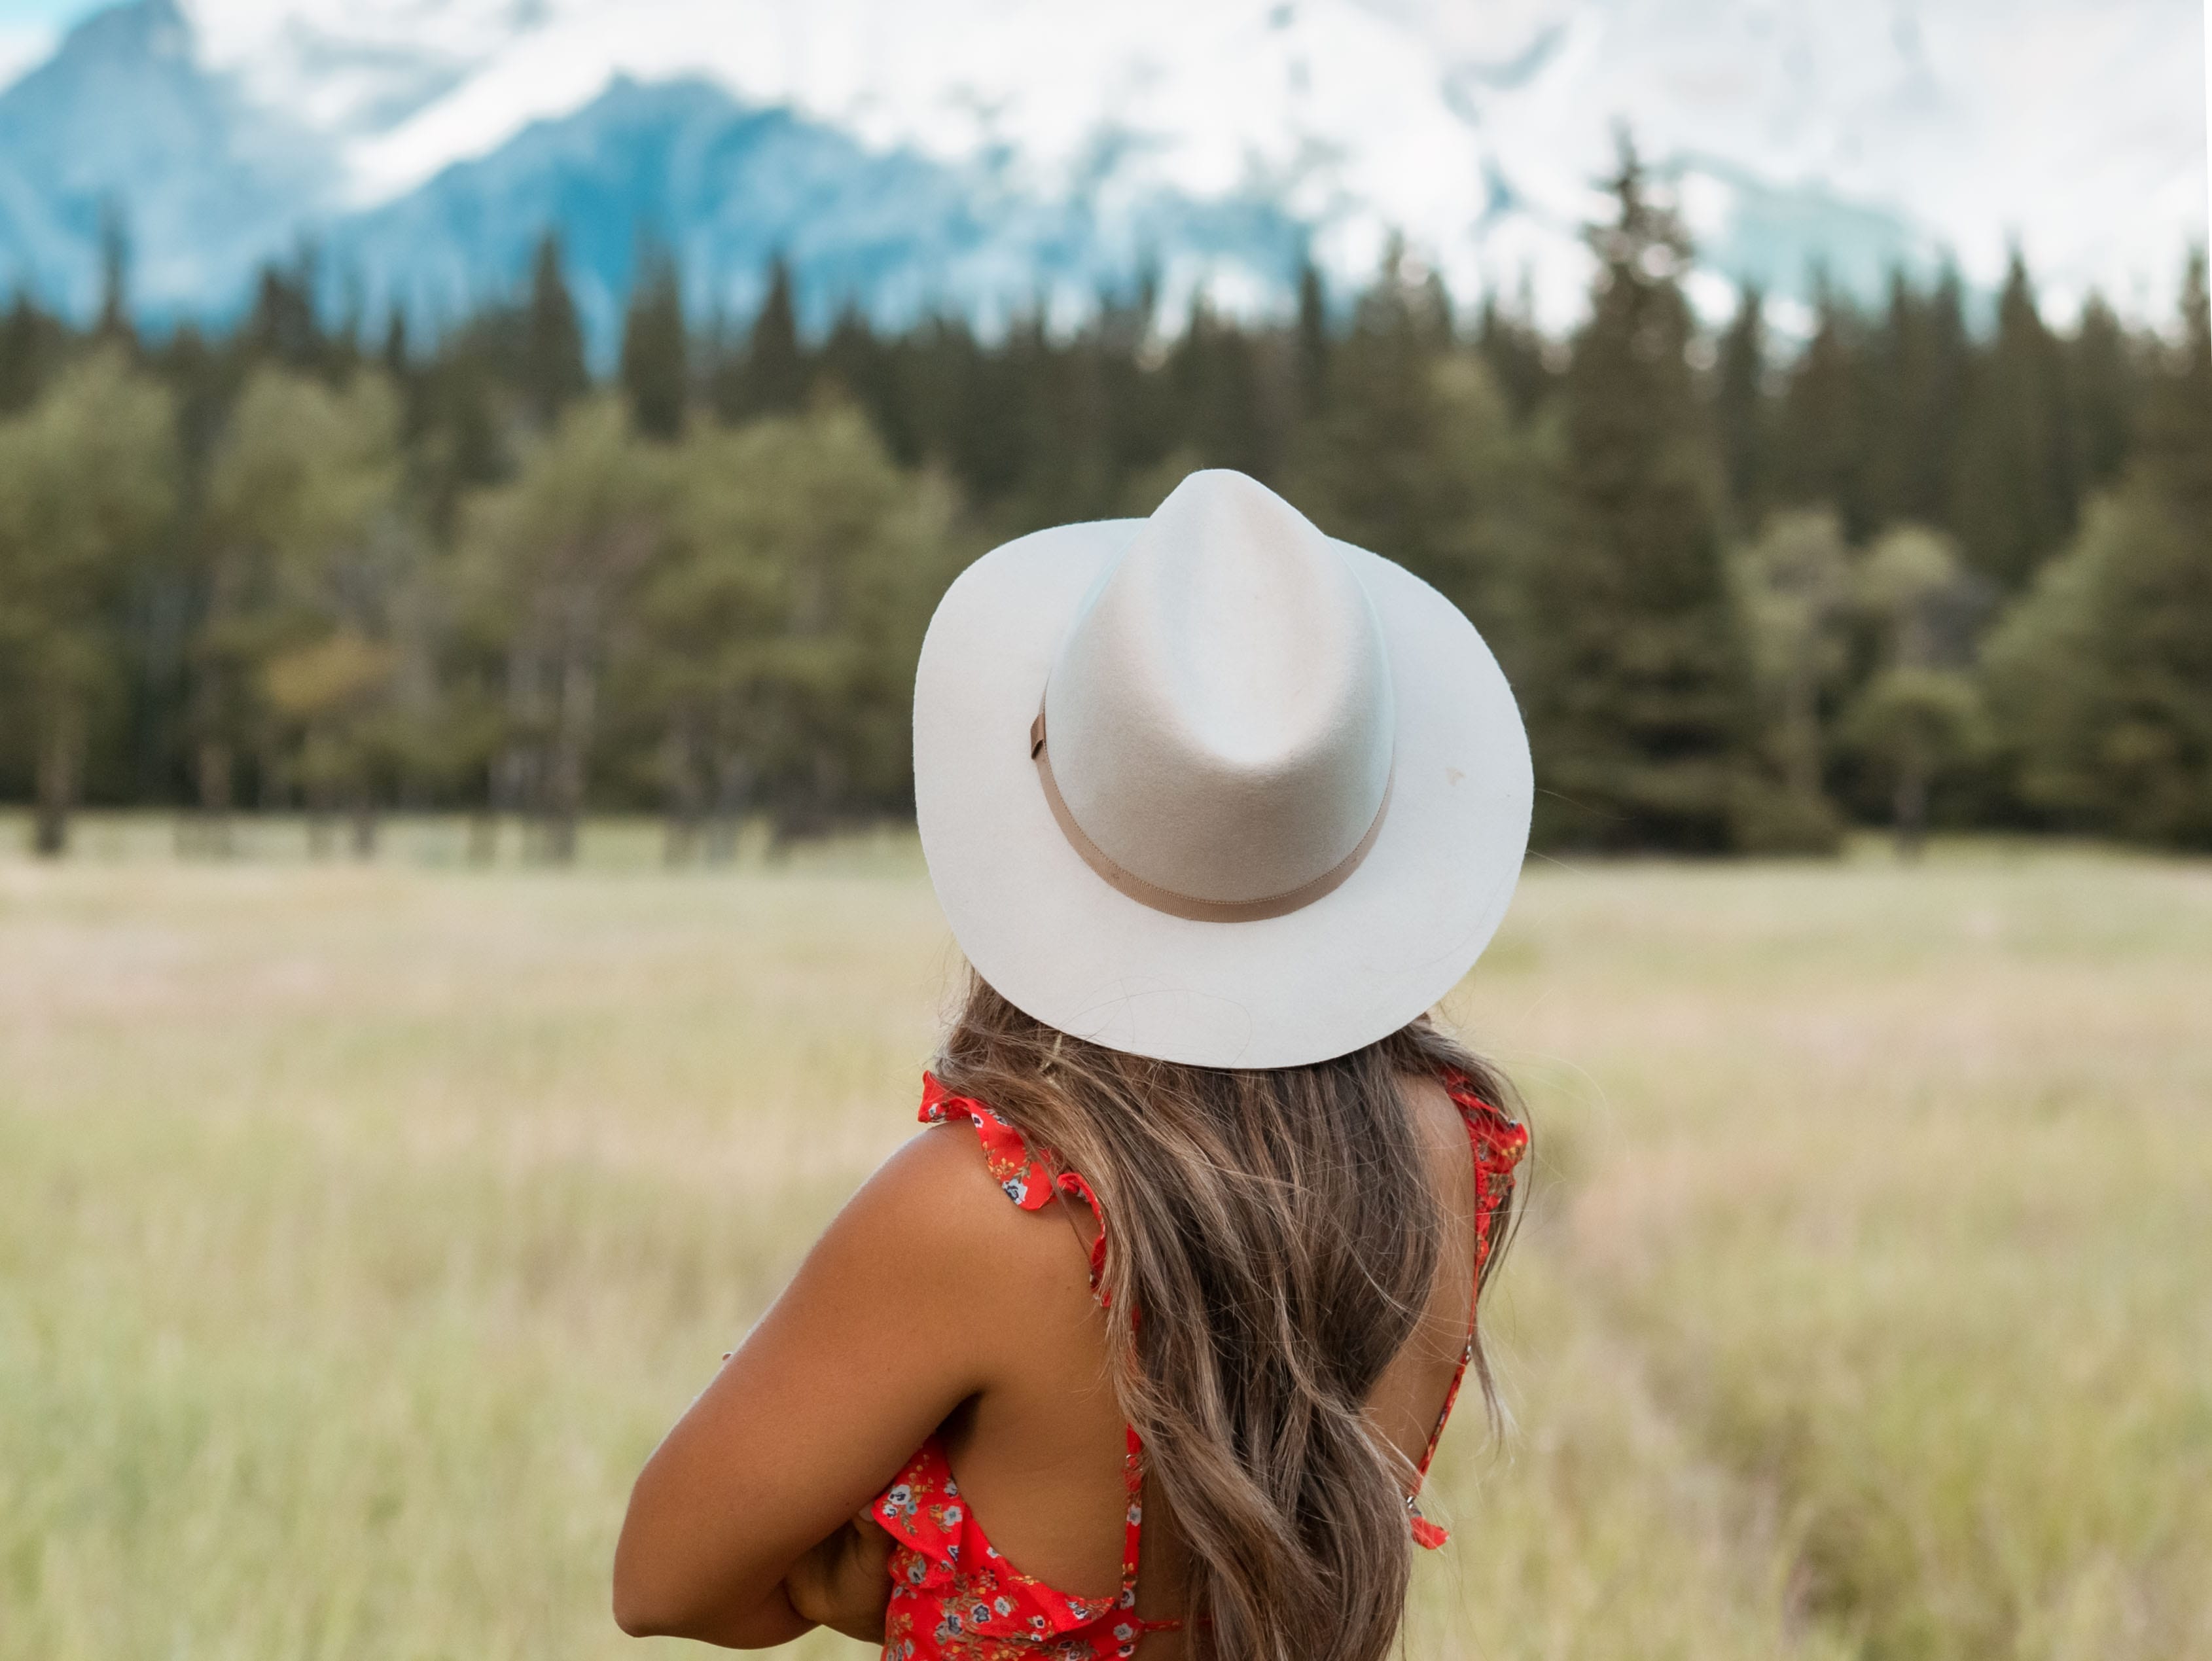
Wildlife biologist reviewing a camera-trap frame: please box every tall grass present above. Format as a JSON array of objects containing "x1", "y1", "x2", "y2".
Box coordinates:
[{"x1": 1, "y1": 827, "x2": 2205, "y2": 1659}]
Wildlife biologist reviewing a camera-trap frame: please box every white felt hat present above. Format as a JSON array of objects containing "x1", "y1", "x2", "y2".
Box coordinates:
[{"x1": 914, "y1": 469, "x2": 1531, "y2": 1069}]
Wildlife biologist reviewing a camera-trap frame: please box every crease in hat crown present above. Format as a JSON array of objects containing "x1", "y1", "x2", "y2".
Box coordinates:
[{"x1": 1039, "y1": 471, "x2": 1396, "y2": 909}]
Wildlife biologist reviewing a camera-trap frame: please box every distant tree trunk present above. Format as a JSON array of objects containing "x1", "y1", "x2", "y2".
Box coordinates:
[
  {"x1": 306, "y1": 793, "x2": 334, "y2": 859},
  {"x1": 302, "y1": 733, "x2": 332, "y2": 856},
  {"x1": 256, "y1": 731, "x2": 285, "y2": 812},
  {"x1": 663, "y1": 709, "x2": 705, "y2": 865},
  {"x1": 195, "y1": 738, "x2": 234, "y2": 857},
  {"x1": 467, "y1": 754, "x2": 502, "y2": 865},
  {"x1": 544, "y1": 646, "x2": 596, "y2": 864},
  {"x1": 772, "y1": 748, "x2": 843, "y2": 849},
  {"x1": 190, "y1": 556, "x2": 241, "y2": 857},
  {"x1": 350, "y1": 792, "x2": 378, "y2": 860},
  {"x1": 480, "y1": 743, "x2": 533, "y2": 863},
  {"x1": 705, "y1": 749, "x2": 752, "y2": 865},
  {"x1": 1893, "y1": 739, "x2": 1930, "y2": 863},
  {"x1": 33, "y1": 698, "x2": 82, "y2": 859},
  {"x1": 499, "y1": 634, "x2": 549, "y2": 862},
  {"x1": 1783, "y1": 662, "x2": 1824, "y2": 806}
]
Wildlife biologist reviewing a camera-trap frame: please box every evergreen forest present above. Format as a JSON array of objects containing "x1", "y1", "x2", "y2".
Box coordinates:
[{"x1": 1, "y1": 146, "x2": 2207, "y2": 859}]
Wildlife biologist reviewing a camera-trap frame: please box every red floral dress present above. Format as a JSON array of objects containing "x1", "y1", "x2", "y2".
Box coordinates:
[{"x1": 868, "y1": 1072, "x2": 1526, "y2": 1658}]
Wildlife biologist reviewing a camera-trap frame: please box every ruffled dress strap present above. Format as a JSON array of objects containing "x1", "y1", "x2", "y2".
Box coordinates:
[
  {"x1": 1404, "y1": 1069, "x2": 1529, "y2": 1550},
  {"x1": 921, "y1": 1072, "x2": 1112, "y2": 1297}
]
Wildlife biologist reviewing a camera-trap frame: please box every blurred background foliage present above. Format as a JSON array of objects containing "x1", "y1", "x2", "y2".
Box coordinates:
[{"x1": 0, "y1": 142, "x2": 2205, "y2": 861}]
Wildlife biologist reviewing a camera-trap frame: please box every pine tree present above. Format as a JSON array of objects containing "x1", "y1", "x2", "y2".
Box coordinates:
[
  {"x1": 1094, "y1": 279, "x2": 1174, "y2": 489},
  {"x1": 377, "y1": 305, "x2": 428, "y2": 450},
  {"x1": 2143, "y1": 255, "x2": 2212, "y2": 518},
  {"x1": 1474, "y1": 272, "x2": 1554, "y2": 425},
  {"x1": 1856, "y1": 265, "x2": 1975, "y2": 537},
  {"x1": 327, "y1": 272, "x2": 369, "y2": 385},
  {"x1": 380, "y1": 307, "x2": 410, "y2": 379},
  {"x1": 1288, "y1": 238, "x2": 1524, "y2": 615},
  {"x1": 96, "y1": 200, "x2": 135, "y2": 349},
  {"x1": 1168, "y1": 295, "x2": 1275, "y2": 482},
  {"x1": 700, "y1": 306, "x2": 738, "y2": 427},
  {"x1": 519, "y1": 232, "x2": 589, "y2": 429},
  {"x1": 1293, "y1": 260, "x2": 1330, "y2": 420},
  {"x1": 1527, "y1": 136, "x2": 1755, "y2": 851},
  {"x1": 1918, "y1": 267, "x2": 1973, "y2": 525},
  {"x1": 891, "y1": 313, "x2": 982, "y2": 479},
  {"x1": 0, "y1": 294, "x2": 65, "y2": 416},
  {"x1": 245, "y1": 244, "x2": 327, "y2": 373},
  {"x1": 1860, "y1": 271, "x2": 1919, "y2": 533},
  {"x1": 745, "y1": 255, "x2": 809, "y2": 420},
  {"x1": 949, "y1": 309, "x2": 1046, "y2": 510},
  {"x1": 619, "y1": 243, "x2": 689, "y2": 441},
  {"x1": 813, "y1": 302, "x2": 927, "y2": 471},
  {"x1": 2067, "y1": 291, "x2": 2141, "y2": 498},
  {"x1": 1851, "y1": 273, "x2": 1897, "y2": 530},
  {"x1": 1009, "y1": 314, "x2": 1122, "y2": 528},
  {"x1": 1713, "y1": 283, "x2": 1772, "y2": 531},
  {"x1": 1952, "y1": 249, "x2": 2077, "y2": 586},
  {"x1": 1778, "y1": 274, "x2": 1872, "y2": 537},
  {"x1": 1984, "y1": 255, "x2": 2212, "y2": 847},
  {"x1": 416, "y1": 321, "x2": 508, "y2": 537},
  {"x1": 152, "y1": 321, "x2": 224, "y2": 482}
]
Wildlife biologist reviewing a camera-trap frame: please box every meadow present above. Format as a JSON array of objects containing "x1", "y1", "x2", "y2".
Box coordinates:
[{"x1": 2, "y1": 818, "x2": 2207, "y2": 1661}]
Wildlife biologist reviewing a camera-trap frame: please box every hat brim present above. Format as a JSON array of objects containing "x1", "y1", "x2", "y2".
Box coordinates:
[{"x1": 914, "y1": 518, "x2": 1532, "y2": 1069}]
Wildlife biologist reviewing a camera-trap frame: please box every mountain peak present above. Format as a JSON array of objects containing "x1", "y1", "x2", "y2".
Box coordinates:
[
  {"x1": 61, "y1": 0, "x2": 191, "y2": 63},
  {"x1": 0, "y1": 0, "x2": 333, "y2": 319}
]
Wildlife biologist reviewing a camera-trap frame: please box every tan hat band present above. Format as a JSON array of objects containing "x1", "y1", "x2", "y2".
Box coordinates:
[{"x1": 1029, "y1": 711, "x2": 1392, "y2": 923}]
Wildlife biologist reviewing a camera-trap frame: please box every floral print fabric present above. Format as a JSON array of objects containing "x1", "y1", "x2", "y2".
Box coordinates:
[
  {"x1": 1406, "y1": 1069, "x2": 1530, "y2": 1548},
  {"x1": 916, "y1": 1073, "x2": 1110, "y2": 1293},
  {"x1": 873, "y1": 1433, "x2": 1156, "y2": 1660},
  {"x1": 868, "y1": 1071, "x2": 1525, "y2": 1654}
]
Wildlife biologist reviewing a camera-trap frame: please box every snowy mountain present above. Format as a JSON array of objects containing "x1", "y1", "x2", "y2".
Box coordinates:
[
  {"x1": 0, "y1": 0, "x2": 2201, "y2": 339},
  {"x1": 324, "y1": 72, "x2": 1308, "y2": 349},
  {"x1": 0, "y1": 0, "x2": 333, "y2": 318}
]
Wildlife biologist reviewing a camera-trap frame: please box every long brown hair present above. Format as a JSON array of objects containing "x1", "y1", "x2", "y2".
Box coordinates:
[{"x1": 933, "y1": 973, "x2": 1522, "y2": 1661}]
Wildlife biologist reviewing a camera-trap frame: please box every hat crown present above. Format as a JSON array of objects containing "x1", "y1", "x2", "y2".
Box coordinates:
[{"x1": 1043, "y1": 471, "x2": 1395, "y2": 907}]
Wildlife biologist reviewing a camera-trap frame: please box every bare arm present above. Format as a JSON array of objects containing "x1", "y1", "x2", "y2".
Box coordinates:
[{"x1": 612, "y1": 1124, "x2": 1022, "y2": 1645}]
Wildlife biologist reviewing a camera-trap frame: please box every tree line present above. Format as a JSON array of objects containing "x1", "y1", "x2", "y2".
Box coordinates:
[{"x1": 0, "y1": 141, "x2": 2206, "y2": 859}]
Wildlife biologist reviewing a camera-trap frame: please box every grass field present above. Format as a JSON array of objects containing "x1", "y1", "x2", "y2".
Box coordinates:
[{"x1": 3, "y1": 817, "x2": 2208, "y2": 1660}]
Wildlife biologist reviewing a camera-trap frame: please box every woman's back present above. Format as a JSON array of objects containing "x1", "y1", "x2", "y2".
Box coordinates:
[{"x1": 885, "y1": 1067, "x2": 1512, "y2": 1657}]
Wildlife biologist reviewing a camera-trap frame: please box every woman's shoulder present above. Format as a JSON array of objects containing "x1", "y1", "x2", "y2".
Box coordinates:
[
  {"x1": 849, "y1": 1114, "x2": 1037, "y2": 1244},
  {"x1": 833, "y1": 1102, "x2": 1103, "y2": 1323}
]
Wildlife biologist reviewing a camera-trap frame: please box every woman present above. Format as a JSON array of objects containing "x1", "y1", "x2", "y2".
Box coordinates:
[{"x1": 614, "y1": 469, "x2": 1533, "y2": 1661}]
